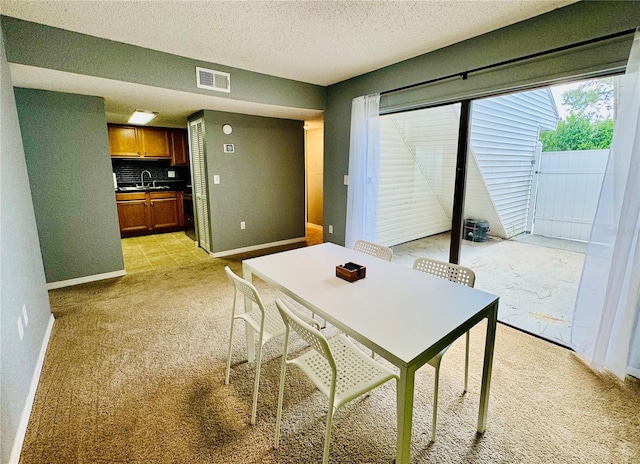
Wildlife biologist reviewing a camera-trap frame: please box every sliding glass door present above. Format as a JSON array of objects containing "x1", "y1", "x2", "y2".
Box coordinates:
[
  {"x1": 376, "y1": 103, "x2": 462, "y2": 264},
  {"x1": 380, "y1": 77, "x2": 617, "y2": 347}
]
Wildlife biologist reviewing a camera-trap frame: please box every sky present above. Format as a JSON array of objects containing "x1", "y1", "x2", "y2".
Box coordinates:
[
  {"x1": 548, "y1": 77, "x2": 613, "y2": 121},
  {"x1": 549, "y1": 81, "x2": 583, "y2": 120}
]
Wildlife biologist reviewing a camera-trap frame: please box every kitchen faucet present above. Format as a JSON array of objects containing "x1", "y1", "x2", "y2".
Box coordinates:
[{"x1": 141, "y1": 170, "x2": 152, "y2": 187}]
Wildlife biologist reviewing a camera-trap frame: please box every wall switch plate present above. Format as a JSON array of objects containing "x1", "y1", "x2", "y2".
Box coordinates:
[
  {"x1": 344, "y1": 175, "x2": 349, "y2": 186},
  {"x1": 240, "y1": 221, "x2": 246, "y2": 230},
  {"x1": 22, "y1": 304, "x2": 28, "y2": 326},
  {"x1": 224, "y1": 144, "x2": 234, "y2": 153},
  {"x1": 167, "y1": 170, "x2": 175, "y2": 178},
  {"x1": 213, "y1": 175, "x2": 220, "y2": 184},
  {"x1": 329, "y1": 225, "x2": 333, "y2": 234},
  {"x1": 17, "y1": 317, "x2": 24, "y2": 340}
]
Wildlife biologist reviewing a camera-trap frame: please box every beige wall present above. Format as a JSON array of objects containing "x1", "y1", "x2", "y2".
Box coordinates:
[{"x1": 306, "y1": 126, "x2": 323, "y2": 226}]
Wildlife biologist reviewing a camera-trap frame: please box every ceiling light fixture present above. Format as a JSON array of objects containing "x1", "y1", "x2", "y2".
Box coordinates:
[{"x1": 127, "y1": 110, "x2": 158, "y2": 125}]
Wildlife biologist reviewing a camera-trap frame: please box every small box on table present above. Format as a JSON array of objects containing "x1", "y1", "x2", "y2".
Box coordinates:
[{"x1": 336, "y1": 262, "x2": 366, "y2": 282}]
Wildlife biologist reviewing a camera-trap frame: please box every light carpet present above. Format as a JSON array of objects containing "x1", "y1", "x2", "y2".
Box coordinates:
[{"x1": 20, "y1": 250, "x2": 640, "y2": 463}]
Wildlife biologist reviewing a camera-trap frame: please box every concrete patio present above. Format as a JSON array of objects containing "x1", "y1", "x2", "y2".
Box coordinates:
[{"x1": 391, "y1": 232, "x2": 587, "y2": 347}]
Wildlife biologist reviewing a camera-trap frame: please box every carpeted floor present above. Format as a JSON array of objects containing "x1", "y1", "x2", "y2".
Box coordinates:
[{"x1": 20, "y1": 246, "x2": 640, "y2": 463}]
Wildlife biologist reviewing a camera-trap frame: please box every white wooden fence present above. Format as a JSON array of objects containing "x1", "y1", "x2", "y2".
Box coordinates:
[{"x1": 531, "y1": 149, "x2": 609, "y2": 242}]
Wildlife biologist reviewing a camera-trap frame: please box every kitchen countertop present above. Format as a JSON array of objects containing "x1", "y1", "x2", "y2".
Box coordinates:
[
  {"x1": 116, "y1": 185, "x2": 173, "y2": 192},
  {"x1": 115, "y1": 182, "x2": 190, "y2": 193}
]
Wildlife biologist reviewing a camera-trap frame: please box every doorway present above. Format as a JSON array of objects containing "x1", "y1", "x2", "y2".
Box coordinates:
[
  {"x1": 305, "y1": 119, "x2": 324, "y2": 242},
  {"x1": 382, "y1": 77, "x2": 616, "y2": 347}
]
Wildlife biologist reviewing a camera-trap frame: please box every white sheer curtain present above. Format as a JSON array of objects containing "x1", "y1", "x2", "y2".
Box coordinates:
[
  {"x1": 571, "y1": 28, "x2": 640, "y2": 380},
  {"x1": 345, "y1": 94, "x2": 380, "y2": 249}
]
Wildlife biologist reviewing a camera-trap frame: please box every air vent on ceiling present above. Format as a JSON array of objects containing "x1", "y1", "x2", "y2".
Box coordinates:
[{"x1": 196, "y1": 67, "x2": 231, "y2": 93}]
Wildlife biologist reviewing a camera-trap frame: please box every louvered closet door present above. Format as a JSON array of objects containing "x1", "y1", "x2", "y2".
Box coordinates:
[{"x1": 189, "y1": 118, "x2": 212, "y2": 252}]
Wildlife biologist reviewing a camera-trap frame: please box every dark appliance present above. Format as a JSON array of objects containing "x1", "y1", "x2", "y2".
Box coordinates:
[
  {"x1": 183, "y1": 192, "x2": 196, "y2": 240},
  {"x1": 463, "y1": 219, "x2": 490, "y2": 242}
]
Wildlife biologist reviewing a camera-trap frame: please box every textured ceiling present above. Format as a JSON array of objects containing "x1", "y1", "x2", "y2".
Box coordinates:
[
  {"x1": 1, "y1": 0, "x2": 577, "y2": 86},
  {"x1": 1, "y1": 0, "x2": 573, "y2": 85}
]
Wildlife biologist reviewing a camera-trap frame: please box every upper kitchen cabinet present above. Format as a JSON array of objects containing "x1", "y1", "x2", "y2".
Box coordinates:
[
  {"x1": 170, "y1": 129, "x2": 189, "y2": 166},
  {"x1": 108, "y1": 125, "x2": 139, "y2": 157},
  {"x1": 139, "y1": 127, "x2": 171, "y2": 158},
  {"x1": 108, "y1": 124, "x2": 171, "y2": 159}
]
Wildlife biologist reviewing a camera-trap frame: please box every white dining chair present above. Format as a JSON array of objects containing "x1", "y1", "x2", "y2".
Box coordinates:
[
  {"x1": 224, "y1": 266, "x2": 318, "y2": 425},
  {"x1": 412, "y1": 257, "x2": 476, "y2": 442},
  {"x1": 224, "y1": 266, "x2": 284, "y2": 425},
  {"x1": 353, "y1": 239, "x2": 393, "y2": 261},
  {"x1": 353, "y1": 239, "x2": 394, "y2": 357},
  {"x1": 351, "y1": 239, "x2": 394, "y2": 347},
  {"x1": 274, "y1": 299, "x2": 398, "y2": 464}
]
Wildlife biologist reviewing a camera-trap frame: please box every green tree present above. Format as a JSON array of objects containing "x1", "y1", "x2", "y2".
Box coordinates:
[
  {"x1": 540, "y1": 115, "x2": 613, "y2": 151},
  {"x1": 590, "y1": 118, "x2": 614, "y2": 148},
  {"x1": 561, "y1": 78, "x2": 613, "y2": 122},
  {"x1": 540, "y1": 78, "x2": 614, "y2": 151}
]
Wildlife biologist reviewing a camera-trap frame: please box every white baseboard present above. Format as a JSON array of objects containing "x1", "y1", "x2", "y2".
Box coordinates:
[
  {"x1": 209, "y1": 237, "x2": 306, "y2": 258},
  {"x1": 9, "y1": 314, "x2": 55, "y2": 464},
  {"x1": 46, "y1": 269, "x2": 126, "y2": 290}
]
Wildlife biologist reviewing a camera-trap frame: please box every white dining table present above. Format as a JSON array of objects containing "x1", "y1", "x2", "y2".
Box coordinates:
[{"x1": 242, "y1": 242, "x2": 499, "y2": 464}]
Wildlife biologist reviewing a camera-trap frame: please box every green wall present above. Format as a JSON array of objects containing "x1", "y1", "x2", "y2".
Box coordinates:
[
  {"x1": 324, "y1": 1, "x2": 640, "y2": 245},
  {"x1": 200, "y1": 111, "x2": 305, "y2": 252},
  {"x1": 14, "y1": 88, "x2": 124, "y2": 283},
  {"x1": 1, "y1": 16, "x2": 325, "y2": 112},
  {"x1": 0, "y1": 28, "x2": 52, "y2": 463}
]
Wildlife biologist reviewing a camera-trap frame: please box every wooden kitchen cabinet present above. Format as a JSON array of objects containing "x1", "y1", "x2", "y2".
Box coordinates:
[
  {"x1": 108, "y1": 124, "x2": 171, "y2": 159},
  {"x1": 116, "y1": 191, "x2": 181, "y2": 236},
  {"x1": 108, "y1": 125, "x2": 139, "y2": 157},
  {"x1": 170, "y1": 129, "x2": 189, "y2": 166},
  {"x1": 148, "y1": 192, "x2": 180, "y2": 228},
  {"x1": 115, "y1": 192, "x2": 150, "y2": 233},
  {"x1": 139, "y1": 127, "x2": 171, "y2": 158}
]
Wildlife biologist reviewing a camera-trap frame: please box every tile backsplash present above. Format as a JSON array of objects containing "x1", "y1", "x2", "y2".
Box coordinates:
[{"x1": 112, "y1": 159, "x2": 191, "y2": 186}]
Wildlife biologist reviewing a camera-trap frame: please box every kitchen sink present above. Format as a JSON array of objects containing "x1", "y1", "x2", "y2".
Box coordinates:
[{"x1": 118, "y1": 185, "x2": 171, "y2": 192}]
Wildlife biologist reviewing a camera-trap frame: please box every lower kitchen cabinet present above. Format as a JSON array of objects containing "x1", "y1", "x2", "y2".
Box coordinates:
[
  {"x1": 149, "y1": 193, "x2": 180, "y2": 228},
  {"x1": 116, "y1": 192, "x2": 149, "y2": 233},
  {"x1": 116, "y1": 191, "x2": 182, "y2": 236}
]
